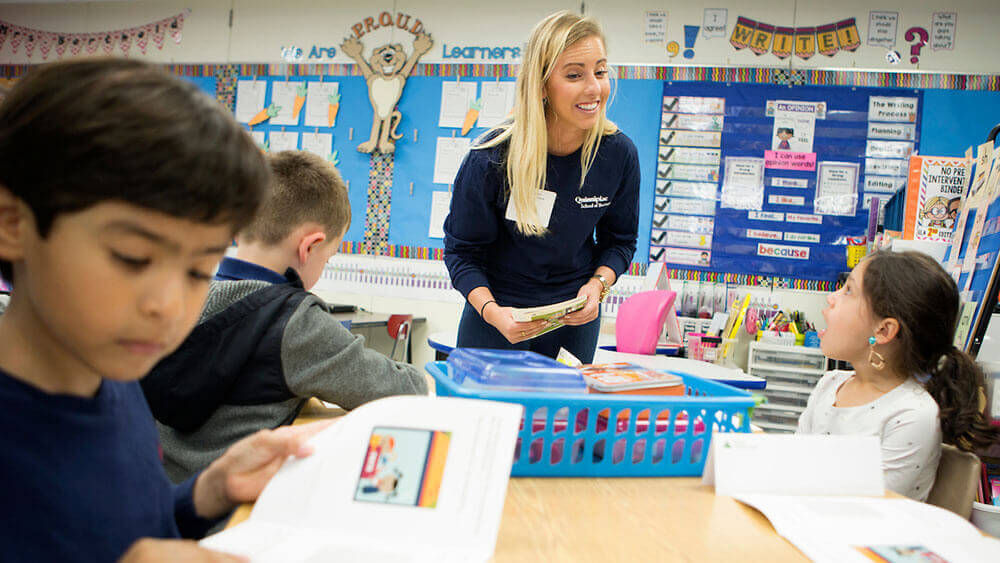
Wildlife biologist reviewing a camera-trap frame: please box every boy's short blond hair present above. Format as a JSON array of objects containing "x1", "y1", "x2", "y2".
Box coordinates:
[{"x1": 241, "y1": 150, "x2": 350, "y2": 245}]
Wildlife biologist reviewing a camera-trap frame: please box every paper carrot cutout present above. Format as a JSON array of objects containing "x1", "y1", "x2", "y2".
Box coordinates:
[
  {"x1": 292, "y1": 84, "x2": 307, "y2": 121},
  {"x1": 248, "y1": 104, "x2": 280, "y2": 126},
  {"x1": 461, "y1": 99, "x2": 481, "y2": 135},
  {"x1": 328, "y1": 93, "x2": 340, "y2": 127},
  {"x1": 328, "y1": 150, "x2": 339, "y2": 167}
]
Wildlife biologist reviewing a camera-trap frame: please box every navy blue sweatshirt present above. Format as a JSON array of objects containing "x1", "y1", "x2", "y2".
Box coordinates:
[
  {"x1": 444, "y1": 132, "x2": 640, "y2": 307},
  {"x1": 0, "y1": 369, "x2": 218, "y2": 562}
]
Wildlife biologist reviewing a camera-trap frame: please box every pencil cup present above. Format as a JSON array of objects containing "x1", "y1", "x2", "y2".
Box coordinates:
[{"x1": 687, "y1": 333, "x2": 704, "y2": 361}]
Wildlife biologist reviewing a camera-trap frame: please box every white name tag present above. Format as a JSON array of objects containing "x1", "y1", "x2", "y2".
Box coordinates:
[{"x1": 505, "y1": 190, "x2": 556, "y2": 228}]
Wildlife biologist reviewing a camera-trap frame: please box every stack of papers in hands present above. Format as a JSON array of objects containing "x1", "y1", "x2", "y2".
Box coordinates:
[
  {"x1": 201, "y1": 396, "x2": 522, "y2": 563},
  {"x1": 510, "y1": 295, "x2": 587, "y2": 339},
  {"x1": 702, "y1": 433, "x2": 1000, "y2": 562}
]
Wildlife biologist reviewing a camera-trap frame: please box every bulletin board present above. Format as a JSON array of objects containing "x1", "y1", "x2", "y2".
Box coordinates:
[
  {"x1": 649, "y1": 81, "x2": 921, "y2": 282},
  {"x1": 5, "y1": 62, "x2": 996, "y2": 289},
  {"x1": 210, "y1": 63, "x2": 1000, "y2": 289}
]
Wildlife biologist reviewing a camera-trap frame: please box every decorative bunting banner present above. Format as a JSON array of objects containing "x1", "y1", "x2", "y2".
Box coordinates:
[
  {"x1": 731, "y1": 16, "x2": 860, "y2": 60},
  {"x1": 0, "y1": 9, "x2": 188, "y2": 59}
]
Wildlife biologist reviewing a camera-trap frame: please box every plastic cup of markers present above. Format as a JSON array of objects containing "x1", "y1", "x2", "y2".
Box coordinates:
[{"x1": 846, "y1": 236, "x2": 867, "y2": 268}]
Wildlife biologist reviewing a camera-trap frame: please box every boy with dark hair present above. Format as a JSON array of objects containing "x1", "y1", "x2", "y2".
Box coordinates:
[
  {"x1": 0, "y1": 58, "x2": 327, "y2": 561},
  {"x1": 142, "y1": 150, "x2": 427, "y2": 484}
]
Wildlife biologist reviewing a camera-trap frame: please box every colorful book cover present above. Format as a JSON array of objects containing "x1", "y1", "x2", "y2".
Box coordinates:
[
  {"x1": 855, "y1": 544, "x2": 952, "y2": 562},
  {"x1": 903, "y1": 155, "x2": 968, "y2": 243},
  {"x1": 581, "y1": 362, "x2": 683, "y2": 392},
  {"x1": 354, "y1": 427, "x2": 451, "y2": 508}
]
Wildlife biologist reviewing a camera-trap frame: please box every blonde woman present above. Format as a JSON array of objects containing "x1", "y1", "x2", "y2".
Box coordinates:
[{"x1": 444, "y1": 11, "x2": 639, "y2": 362}]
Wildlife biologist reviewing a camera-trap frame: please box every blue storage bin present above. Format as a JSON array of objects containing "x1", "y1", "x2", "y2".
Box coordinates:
[
  {"x1": 427, "y1": 361, "x2": 754, "y2": 477},
  {"x1": 446, "y1": 348, "x2": 587, "y2": 394}
]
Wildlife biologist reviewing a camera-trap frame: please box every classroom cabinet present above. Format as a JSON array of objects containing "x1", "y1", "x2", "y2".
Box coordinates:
[{"x1": 747, "y1": 342, "x2": 827, "y2": 434}]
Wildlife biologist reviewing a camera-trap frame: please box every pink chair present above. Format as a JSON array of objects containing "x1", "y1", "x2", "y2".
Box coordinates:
[{"x1": 615, "y1": 290, "x2": 677, "y2": 355}]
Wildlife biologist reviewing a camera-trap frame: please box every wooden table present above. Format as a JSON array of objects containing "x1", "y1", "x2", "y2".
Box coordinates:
[{"x1": 227, "y1": 399, "x2": 810, "y2": 562}]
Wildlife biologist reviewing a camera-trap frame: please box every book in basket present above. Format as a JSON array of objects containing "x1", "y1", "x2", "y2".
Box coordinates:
[
  {"x1": 200, "y1": 396, "x2": 522, "y2": 563},
  {"x1": 510, "y1": 295, "x2": 587, "y2": 338}
]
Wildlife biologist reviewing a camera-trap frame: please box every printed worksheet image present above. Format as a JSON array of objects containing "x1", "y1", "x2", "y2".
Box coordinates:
[{"x1": 355, "y1": 427, "x2": 451, "y2": 508}]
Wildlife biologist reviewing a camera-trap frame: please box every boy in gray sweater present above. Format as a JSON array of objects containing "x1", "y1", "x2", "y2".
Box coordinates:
[{"x1": 142, "y1": 150, "x2": 427, "y2": 483}]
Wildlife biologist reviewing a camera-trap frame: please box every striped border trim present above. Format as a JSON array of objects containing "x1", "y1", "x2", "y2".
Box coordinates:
[{"x1": 1, "y1": 63, "x2": 998, "y2": 90}]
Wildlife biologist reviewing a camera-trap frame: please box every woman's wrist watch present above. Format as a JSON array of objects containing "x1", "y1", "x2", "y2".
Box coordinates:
[{"x1": 591, "y1": 274, "x2": 611, "y2": 302}]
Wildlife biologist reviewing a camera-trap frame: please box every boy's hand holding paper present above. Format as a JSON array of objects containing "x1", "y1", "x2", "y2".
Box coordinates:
[{"x1": 201, "y1": 396, "x2": 522, "y2": 563}]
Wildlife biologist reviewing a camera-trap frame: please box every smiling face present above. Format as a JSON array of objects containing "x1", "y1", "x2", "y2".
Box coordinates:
[
  {"x1": 543, "y1": 35, "x2": 610, "y2": 151},
  {"x1": 924, "y1": 201, "x2": 948, "y2": 222},
  {"x1": 820, "y1": 260, "x2": 876, "y2": 364},
  {"x1": 10, "y1": 202, "x2": 232, "y2": 387},
  {"x1": 369, "y1": 44, "x2": 406, "y2": 77}
]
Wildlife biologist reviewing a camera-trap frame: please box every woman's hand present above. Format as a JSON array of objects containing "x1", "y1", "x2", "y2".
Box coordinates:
[
  {"x1": 119, "y1": 539, "x2": 247, "y2": 562},
  {"x1": 560, "y1": 278, "x2": 603, "y2": 326},
  {"x1": 193, "y1": 421, "x2": 333, "y2": 519},
  {"x1": 484, "y1": 304, "x2": 550, "y2": 344}
]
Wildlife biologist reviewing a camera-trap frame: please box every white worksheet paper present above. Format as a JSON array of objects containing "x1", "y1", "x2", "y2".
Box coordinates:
[
  {"x1": 305, "y1": 81, "x2": 340, "y2": 128},
  {"x1": 433, "y1": 137, "x2": 472, "y2": 185},
  {"x1": 439, "y1": 82, "x2": 478, "y2": 128},
  {"x1": 478, "y1": 81, "x2": 516, "y2": 128},
  {"x1": 235, "y1": 80, "x2": 268, "y2": 123}
]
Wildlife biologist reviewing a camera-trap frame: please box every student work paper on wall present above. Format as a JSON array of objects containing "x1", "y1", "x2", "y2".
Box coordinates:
[
  {"x1": 235, "y1": 80, "x2": 267, "y2": 123},
  {"x1": 249, "y1": 131, "x2": 267, "y2": 151},
  {"x1": 304, "y1": 81, "x2": 339, "y2": 128},
  {"x1": 439, "y1": 81, "x2": 478, "y2": 128},
  {"x1": 428, "y1": 191, "x2": 451, "y2": 239},
  {"x1": 433, "y1": 137, "x2": 471, "y2": 185},
  {"x1": 477, "y1": 81, "x2": 515, "y2": 128},
  {"x1": 301, "y1": 132, "x2": 333, "y2": 159},
  {"x1": 268, "y1": 131, "x2": 299, "y2": 153},
  {"x1": 268, "y1": 82, "x2": 300, "y2": 126}
]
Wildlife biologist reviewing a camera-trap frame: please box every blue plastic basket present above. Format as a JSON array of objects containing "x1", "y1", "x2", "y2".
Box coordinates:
[{"x1": 426, "y1": 361, "x2": 754, "y2": 477}]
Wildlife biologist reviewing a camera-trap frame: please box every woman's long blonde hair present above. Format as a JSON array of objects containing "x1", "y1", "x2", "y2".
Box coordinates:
[{"x1": 477, "y1": 11, "x2": 618, "y2": 236}]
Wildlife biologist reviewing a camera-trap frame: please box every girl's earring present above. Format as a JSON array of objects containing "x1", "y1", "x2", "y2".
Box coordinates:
[{"x1": 868, "y1": 336, "x2": 885, "y2": 371}]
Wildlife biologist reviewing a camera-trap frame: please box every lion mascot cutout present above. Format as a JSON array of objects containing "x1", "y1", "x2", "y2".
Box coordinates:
[{"x1": 340, "y1": 32, "x2": 433, "y2": 154}]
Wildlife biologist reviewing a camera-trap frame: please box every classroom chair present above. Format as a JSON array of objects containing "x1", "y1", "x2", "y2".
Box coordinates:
[
  {"x1": 615, "y1": 290, "x2": 677, "y2": 355},
  {"x1": 387, "y1": 314, "x2": 414, "y2": 363},
  {"x1": 926, "y1": 443, "x2": 982, "y2": 519}
]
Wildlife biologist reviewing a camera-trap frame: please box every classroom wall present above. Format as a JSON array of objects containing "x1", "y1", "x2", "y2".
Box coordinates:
[
  {"x1": 2, "y1": 0, "x2": 999, "y2": 73},
  {"x1": 2, "y1": 0, "x2": 996, "y2": 368}
]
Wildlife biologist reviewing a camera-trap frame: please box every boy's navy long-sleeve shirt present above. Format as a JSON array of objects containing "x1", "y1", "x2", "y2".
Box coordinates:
[
  {"x1": 0, "y1": 368, "x2": 217, "y2": 562},
  {"x1": 444, "y1": 132, "x2": 640, "y2": 307}
]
